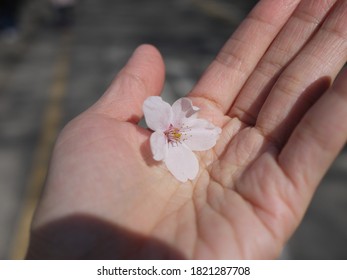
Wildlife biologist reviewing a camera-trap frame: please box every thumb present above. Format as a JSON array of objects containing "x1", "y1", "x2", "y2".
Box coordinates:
[{"x1": 91, "y1": 44, "x2": 165, "y2": 122}]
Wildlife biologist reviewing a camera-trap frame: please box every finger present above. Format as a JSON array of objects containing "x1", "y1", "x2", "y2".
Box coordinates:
[
  {"x1": 255, "y1": 0, "x2": 347, "y2": 146},
  {"x1": 91, "y1": 44, "x2": 165, "y2": 122},
  {"x1": 229, "y1": 0, "x2": 337, "y2": 125},
  {"x1": 188, "y1": 0, "x2": 301, "y2": 113},
  {"x1": 279, "y1": 67, "x2": 347, "y2": 200}
]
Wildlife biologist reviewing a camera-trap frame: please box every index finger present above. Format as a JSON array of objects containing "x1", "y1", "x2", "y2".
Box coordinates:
[{"x1": 189, "y1": 0, "x2": 300, "y2": 113}]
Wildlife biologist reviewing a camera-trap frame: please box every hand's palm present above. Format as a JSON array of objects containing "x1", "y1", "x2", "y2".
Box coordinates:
[{"x1": 37, "y1": 108, "x2": 288, "y2": 259}]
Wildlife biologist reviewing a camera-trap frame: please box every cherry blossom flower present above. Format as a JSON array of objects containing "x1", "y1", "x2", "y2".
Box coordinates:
[{"x1": 143, "y1": 96, "x2": 222, "y2": 182}]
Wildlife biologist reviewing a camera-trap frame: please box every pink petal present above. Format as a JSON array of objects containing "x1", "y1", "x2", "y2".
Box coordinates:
[
  {"x1": 143, "y1": 96, "x2": 172, "y2": 131},
  {"x1": 150, "y1": 131, "x2": 167, "y2": 161},
  {"x1": 165, "y1": 144, "x2": 199, "y2": 182},
  {"x1": 172, "y1": 98, "x2": 199, "y2": 126},
  {"x1": 183, "y1": 118, "x2": 222, "y2": 151}
]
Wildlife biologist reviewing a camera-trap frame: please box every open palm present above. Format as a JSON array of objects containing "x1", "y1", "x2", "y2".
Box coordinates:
[{"x1": 28, "y1": 0, "x2": 347, "y2": 259}]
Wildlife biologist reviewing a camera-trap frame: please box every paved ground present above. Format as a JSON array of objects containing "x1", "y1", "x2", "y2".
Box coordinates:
[{"x1": 0, "y1": 0, "x2": 346, "y2": 260}]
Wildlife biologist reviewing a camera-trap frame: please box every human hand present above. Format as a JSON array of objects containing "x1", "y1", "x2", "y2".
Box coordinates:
[{"x1": 27, "y1": 0, "x2": 347, "y2": 259}]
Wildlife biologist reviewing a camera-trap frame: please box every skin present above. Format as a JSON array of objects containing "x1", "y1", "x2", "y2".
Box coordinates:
[{"x1": 27, "y1": 0, "x2": 347, "y2": 259}]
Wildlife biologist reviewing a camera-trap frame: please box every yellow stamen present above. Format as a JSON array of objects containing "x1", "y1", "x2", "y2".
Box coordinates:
[{"x1": 173, "y1": 131, "x2": 182, "y2": 140}]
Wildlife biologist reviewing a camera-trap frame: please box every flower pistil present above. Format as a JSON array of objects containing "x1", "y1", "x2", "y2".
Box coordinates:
[{"x1": 165, "y1": 124, "x2": 191, "y2": 145}]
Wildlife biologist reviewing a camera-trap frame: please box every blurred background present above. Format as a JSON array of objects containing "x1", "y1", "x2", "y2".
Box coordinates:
[{"x1": 0, "y1": 0, "x2": 346, "y2": 260}]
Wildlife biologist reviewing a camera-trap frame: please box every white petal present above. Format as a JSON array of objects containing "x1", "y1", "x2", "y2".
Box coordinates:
[
  {"x1": 143, "y1": 96, "x2": 172, "y2": 131},
  {"x1": 182, "y1": 118, "x2": 222, "y2": 151},
  {"x1": 165, "y1": 144, "x2": 199, "y2": 182},
  {"x1": 172, "y1": 98, "x2": 199, "y2": 126},
  {"x1": 150, "y1": 131, "x2": 168, "y2": 161}
]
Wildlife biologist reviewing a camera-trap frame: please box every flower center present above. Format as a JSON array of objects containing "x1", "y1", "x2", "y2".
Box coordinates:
[{"x1": 165, "y1": 124, "x2": 183, "y2": 143}]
